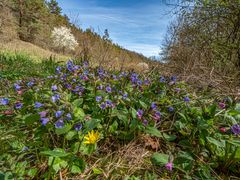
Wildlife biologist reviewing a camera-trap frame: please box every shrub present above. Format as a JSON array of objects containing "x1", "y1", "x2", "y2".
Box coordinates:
[{"x1": 51, "y1": 26, "x2": 78, "y2": 51}]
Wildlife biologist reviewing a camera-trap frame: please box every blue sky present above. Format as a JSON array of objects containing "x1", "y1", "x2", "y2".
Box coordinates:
[{"x1": 56, "y1": 0, "x2": 177, "y2": 57}]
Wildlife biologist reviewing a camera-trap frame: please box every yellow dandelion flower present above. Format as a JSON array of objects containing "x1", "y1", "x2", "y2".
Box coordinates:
[{"x1": 84, "y1": 130, "x2": 100, "y2": 144}]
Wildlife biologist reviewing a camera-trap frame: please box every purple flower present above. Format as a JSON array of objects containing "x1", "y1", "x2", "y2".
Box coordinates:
[
  {"x1": 56, "y1": 66, "x2": 61, "y2": 73},
  {"x1": 218, "y1": 102, "x2": 226, "y2": 109},
  {"x1": 175, "y1": 88, "x2": 181, "y2": 93},
  {"x1": 27, "y1": 81, "x2": 34, "y2": 87},
  {"x1": 137, "y1": 80, "x2": 143, "y2": 86},
  {"x1": 51, "y1": 85, "x2": 58, "y2": 91},
  {"x1": 66, "y1": 60, "x2": 74, "y2": 71},
  {"x1": 165, "y1": 162, "x2": 173, "y2": 171},
  {"x1": 55, "y1": 111, "x2": 63, "y2": 118},
  {"x1": 15, "y1": 102, "x2": 23, "y2": 109},
  {"x1": 231, "y1": 124, "x2": 240, "y2": 135},
  {"x1": 143, "y1": 119, "x2": 148, "y2": 126},
  {"x1": 74, "y1": 123, "x2": 83, "y2": 131},
  {"x1": 171, "y1": 76, "x2": 177, "y2": 82},
  {"x1": 106, "y1": 100, "x2": 112, "y2": 107},
  {"x1": 1, "y1": 98, "x2": 9, "y2": 105},
  {"x1": 160, "y1": 76, "x2": 166, "y2": 83},
  {"x1": 83, "y1": 61, "x2": 88, "y2": 67},
  {"x1": 41, "y1": 118, "x2": 49, "y2": 126},
  {"x1": 184, "y1": 96, "x2": 190, "y2": 102},
  {"x1": 52, "y1": 94, "x2": 60, "y2": 103},
  {"x1": 100, "y1": 102, "x2": 106, "y2": 110},
  {"x1": 97, "y1": 85, "x2": 103, "y2": 90},
  {"x1": 153, "y1": 111, "x2": 161, "y2": 121},
  {"x1": 144, "y1": 79, "x2": 150, "y2": 85},
  {"x1": 96, "y1": 96, "x2": 102, "y2": 102},
  {"x1": 106, "y1": 86, "x2": 112, "y2": 93},
  {"x1": 66, "y1": 113, "x2": 72, "y2": 120},
  {"x1": 123, "y1": 93, "x2": 128, "y2": 100},
  {"x1": 168, "y1": 107, "x2": 174, "y2": 112},
  {"x1": 39, "y1": 111, "x2": 47, "y2": 118},
  {"x1": 35, "y1": 102, "x2": 43, "y2": 108},
  {"x1": 14, "y1": 83, "x2": 21, "y2": 91},
  {"x1": 55, "y1": 119, "x2": 64, "y2": 128},
  {"x1": 137, "y1": 109, "x2": 144, "y2": 119},
  {"x1": 151, "y1": 102, "x2": 157, "y2": 110}
]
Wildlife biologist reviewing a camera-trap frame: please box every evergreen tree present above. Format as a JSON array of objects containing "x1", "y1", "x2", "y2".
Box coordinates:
[{"x1": 47, "y1": 0, "x2": 62, "y2": 15}]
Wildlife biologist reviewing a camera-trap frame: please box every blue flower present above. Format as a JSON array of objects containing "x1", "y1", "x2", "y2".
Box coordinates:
[
  {"x1": 137, "y1": 109, "x2": 144, "y2": 119},
  {"x1": 14, "y1": 83, "x2": 21, "y2": 91},
  {"x1": 66, "y1": 60, "x2": 74, "y2": 71},
  {"x1": 41, "y1": 118, "x2": 49, "y2": 126},
  {"x1": 56, "y1": 66, "x2": 61, "y2": 73},
  {"x1": 66, "y1": 113, "x2": 72, "y2": 120},
  {"x1": 171, "y1": 76, "x2": 177, "y2": 82},
  {"x1": 231, "y1": 124, "x2": 240, "y2": 135},
  {"x1": 106, "y1": 86, "x2": 112, "y2": 93},
  {"x1": 35, "y1": 102, "x2": 43, "y2": 108},
  {"x1": 122, "y1": 93, "x2": 128, "y2": 100},
  {"x1": 55, "y1": 111, "x2": 63, "y2": 118},
  {"x1": 15, "y1": 102, "x2": 23, "y2": 109},
  {"x1": 96, "y1": 96, "x2": 102, "y2": 102},
  {"x1": 51, "y1": 85, "x2": 58, "y2": 91},
  {"x1": 153, "y1": 111, "x2": 161, "y2": 121},
  {"x1": 151, "y1": 102, "x2": 157, "y2": 110},
  {"x1": 143, "y1": 119, "x2": 148, "y2": 126},
  {"x1": 106, "y1": 100, "x2": 112, "y2": 107},
  {"x1": 100, "y1": 102, "x2": 106, "y2": 110},
  {"x1": 160, "y1": 76, "x2": 166, "y2": 83},
  {"x1": 55, "y1": 119, "x2": 64, "y2": 128},
  {"x1": 184, "y1": 96, "x2": 190, "y2": 102},
  {"x1": 27, "y1": 81, "x2": 34, "y2": 87},
  {"x1": 97, "y1": 85, "x2": 103, "y2": 90},
  {"x1": 74, "y1": 123, "x2": 83, "y2": 131},
  {"x1": 1, "y1": 98, "x2": 9, "y2": 105},
  {"x1": 52, "y1": 94, "x2": 60, "y2": 103},
  {"x1": 168, "y1": 107, "x2": 174, "y2": 112}
]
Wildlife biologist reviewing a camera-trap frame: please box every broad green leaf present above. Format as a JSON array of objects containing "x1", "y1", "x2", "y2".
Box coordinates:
[
  {"x1": 84, "y1": 119, "x2": 99, "y2": 132},
  {"x1": 139, "y1": 100, "x2": 148, "y2": 109},
  {"x1": 151, "y1": 153, "x2": 169, "y2": 166},
  {"x1": 73, "y1": 98, "x2": 83, "y2": 107},
  {"x1": 41, "y1": 149, "x2": 70, "y2": 157},
  {"x1": 163, "y1": 133, "x2": 177, "y2": 141},
  {"x1": 206, "y1": 137, "x2": 225, "y2": 148},
  {"x1": 73, "y1": 107, "x2": 85, "y2": 120},
  {"x1": 65, "y1": 130, "x2": 77, "y2": 140},
  {"x1": 92, "y1": 167, "x2": 103, "y2": 175},
  {"x1": 145, "y1": 126, "x2": 162, "y2": 138}
]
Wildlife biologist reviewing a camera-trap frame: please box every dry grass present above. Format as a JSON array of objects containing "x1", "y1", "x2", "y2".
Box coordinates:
[
  {"x1": 72, "y1": 138, "x2": 153, "y2": 180},
  {"x1": 0, "y1": 39, "x2": 70, "y2": 62}
]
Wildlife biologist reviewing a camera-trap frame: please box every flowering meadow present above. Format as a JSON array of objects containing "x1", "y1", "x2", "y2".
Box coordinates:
[{"x1": 1, "y1": 58, "x2": 240, "y2": 179}]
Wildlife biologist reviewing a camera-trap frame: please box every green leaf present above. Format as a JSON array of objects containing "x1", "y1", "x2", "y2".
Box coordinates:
[
  {"x1": 92, "y1": 167, "x2": 103, "y2": 175},
  {"x1": 109, "y1": 120, "x2": 118, "y2": 133},
  {"x1": 41, "y1": 149, "x2": 70, "y2": 158},
  {"x1": 163, "y1": 133, "x2": 177, "y2": 141},
  {"x1": 151, "y1": 153, "x2": 169, "y2": 166},
  {"x1": 27, "y1": 168, "x2": 38, "y2": 177},
  {"x1": 24, "y1": 114, "x2": 40, "y2": 125},
  {"x1": 206, "y1": 137, "x2": 225, "y2": 148},
  {"x1": 139, "y1": 100, "x2": 148, "y2": 109},
  {"x1": 145, "y1": 126, "x2": 162, "y2": 138},
  {"x1": 84, "y1": 119, "x2": 99, "y2": 133},
  {"x1": 71, "y1": 158, "x2": 86, "y2": 174},
  {"x1": 55, "y1": 124, "x2": 72, "y2": 135},
  {"x1": 65, "y1": 130, "x2": 77, "y2": 140},
  {"x1": 131, "y1": 108, "x2": 137, "y2": 119},
  {"x1": 73, "y1": 107, "x2": 85, "y2": 120},
  {"x1": 73, "y1": 98, "x2": 83, "y2": 107}
]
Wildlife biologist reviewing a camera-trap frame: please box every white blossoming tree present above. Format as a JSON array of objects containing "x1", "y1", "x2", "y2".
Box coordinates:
[{"x1": 51, "y1": 26, "x2": 78, "y2": 52}]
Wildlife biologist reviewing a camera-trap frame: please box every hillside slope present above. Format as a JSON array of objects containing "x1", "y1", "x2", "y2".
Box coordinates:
[{"x1": 0, "y1": 0, "x2": 151, "y2": 69}]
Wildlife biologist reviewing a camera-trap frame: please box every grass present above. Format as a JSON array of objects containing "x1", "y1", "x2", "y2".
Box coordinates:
[{"x1": 0, "y1": 39, "x2": 70, "y2": 62}]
